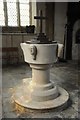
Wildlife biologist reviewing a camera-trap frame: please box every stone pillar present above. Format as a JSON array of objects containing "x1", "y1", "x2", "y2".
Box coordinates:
[{"x1": 30, "y1": 64, "x2": 50, "y2": 85}]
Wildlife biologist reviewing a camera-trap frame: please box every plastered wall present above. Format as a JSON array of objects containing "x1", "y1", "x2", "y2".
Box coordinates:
[
  {"x1": 54, "y1": 2, "x2": 67, "y2": 44},
  {"x1": 36, "y1": 2, "x2": 67, "y2": 44}
]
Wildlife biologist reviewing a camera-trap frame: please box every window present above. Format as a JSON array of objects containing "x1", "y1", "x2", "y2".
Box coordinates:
[
  {"x1": 0, "y1": 0, "x2": 29, "y2": 26},
  {"x1": 7, "y1": 0, "x2": 17, "y2": 26},
  {"x1": 19, "y1": 0, "x2": 29, "y2": 26}
]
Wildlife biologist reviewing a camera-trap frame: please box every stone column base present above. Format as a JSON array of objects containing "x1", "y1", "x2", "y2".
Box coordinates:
[{"x1": 14, "y1": 78, "x2": 69, "y2": 110}]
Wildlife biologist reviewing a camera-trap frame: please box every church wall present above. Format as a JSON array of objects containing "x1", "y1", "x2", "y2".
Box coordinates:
[
  {"x1": 45, "y1": 3, "x2": 54, "y2": 41},
  {"x1": 54, "y1": 2, "x2": 67, "y2": 44}
]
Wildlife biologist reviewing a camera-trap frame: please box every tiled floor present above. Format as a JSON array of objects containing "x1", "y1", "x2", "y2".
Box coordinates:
[{"x1": 1, "y1": 61, "x2": 80, "y2": 119}]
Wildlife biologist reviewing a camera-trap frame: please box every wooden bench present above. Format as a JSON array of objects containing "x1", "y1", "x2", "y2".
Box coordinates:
[{"x1": 0, "y1": 47, "x2": 19, "y2": 65}]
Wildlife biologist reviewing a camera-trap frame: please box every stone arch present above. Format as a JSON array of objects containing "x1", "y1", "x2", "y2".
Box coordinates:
[
  {"x1": 66, "y1": 2, "x2": 80, "y2": 60},
  {"x1": 72, "y1": 20, "x2": 80, "y2": 60}
]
